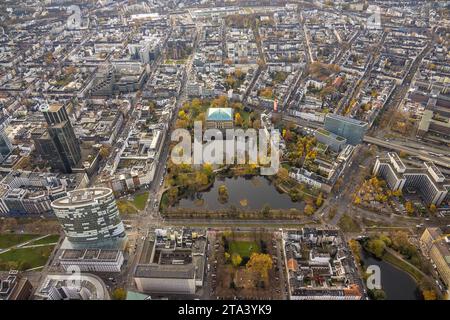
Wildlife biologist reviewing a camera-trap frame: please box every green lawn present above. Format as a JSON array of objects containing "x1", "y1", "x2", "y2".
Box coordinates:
[
  {"x1": 116, "y1": 192, "x2": 149, "y2": 214},
  {"x1": 116, "y1": 200, "x2": 138, "y2": 215},
  {"x1": 29, "y1": 235, "x2": 60, "y2": 246},
  {"x1": 0, "y1": 246, "x2": 55, "y2": 270},
  {"x1": 0, "y1": 234, "x2": 40, "y2": 249},
  {"x1": 229, "y1": 241, "x2": 260, "y2": 258},
  {"x1": 133, "y1": 192, "x2": 149, "y2": 210}
]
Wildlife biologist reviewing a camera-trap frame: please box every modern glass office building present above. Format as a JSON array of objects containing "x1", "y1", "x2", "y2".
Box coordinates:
[
  {"x1": 51, "y1": 187, "x2": 125, "y2": 244},
  {"x1": 0, "y1": 117, "x2": 13, "y2": 163},
  {"x1": 35, "y1": 104, "x2": 81, "y2": 173},
  {"x1": 324, "y1": 114, "x2": 368, "y2": 145}
]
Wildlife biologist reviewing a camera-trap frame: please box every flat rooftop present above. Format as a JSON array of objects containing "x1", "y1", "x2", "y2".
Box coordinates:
[
  {"x1": 60, "y1": 249, "x2": 121, "y2": 261},
  {"x1": 134, "y1": 264, "x2": 196, "y2": 279},
  {"x1": 51, "y1": 187, "x2": 112, "y2": 208},
  {"x1": 378, "y1": 153, "x2": 448, "y2": 188},
  {"x1": 326, "y1": 114, "x2": 368, "y2": 127},
  {"x1": 40, "y1": 104, "x2": 63, "y2": 113},
  {"x1": 315, "y1": 128, "x2": 346, "y2": 141},
  {"x1": 159, "y1": 250, "x2": 193, "y2": 265}
]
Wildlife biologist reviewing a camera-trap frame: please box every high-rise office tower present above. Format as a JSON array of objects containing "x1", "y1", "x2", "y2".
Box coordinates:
[
  {"x1": 51, "y1": 187, "x2": 126, "y2": 245},
  {"x1": 0, "y1": 117, "x2": 13, "y2": 163},
  {"x1": 34, "y1": 104, "x2": 81, "y2": 173}
]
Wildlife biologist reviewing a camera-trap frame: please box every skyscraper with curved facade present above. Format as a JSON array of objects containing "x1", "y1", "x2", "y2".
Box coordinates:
[{"x1": 51, "y1": 187, "x2": 125, "y2": 246}]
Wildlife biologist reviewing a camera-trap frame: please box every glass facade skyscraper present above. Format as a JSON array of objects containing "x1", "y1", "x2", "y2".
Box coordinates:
[
  {"x1": 324, "y1": 114, "x2": 368, "y2": 145},
  {"x1": 51, "y1": 187, "x2": 125, "y2": 244},
  {"x1": 35, "y1": 104, "x2": 81, "y2": 173}
]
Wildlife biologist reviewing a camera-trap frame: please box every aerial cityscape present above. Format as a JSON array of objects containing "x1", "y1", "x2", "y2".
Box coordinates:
[{"x1": 0, "y1": 0, "x2": 449, "y2": 306}]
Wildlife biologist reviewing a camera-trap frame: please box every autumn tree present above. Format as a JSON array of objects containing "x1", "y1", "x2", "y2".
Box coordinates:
[
  {"x1": 390, "y1": 231, "x2": 418, "y2": 260},
  {"x1": 422, "y1": 290, "x2": 437, "y2": 300},
  {"x1": 316, "y1": 193, "x2": 323, "y2": 207},
  {"x1": 231, "y1": 102, "x2": 244, "y2": 113},
  {"x1": 235, "y1": 113, "x2": 243, "y2": 127},
  {"x1": 304, "y1": 204, "x2": 315, "y2": 216},
  {"x1": 231, "y1": 253, "x2": 242, "y2": 267},
  {"x1": 366, "y1": 239, "x2": 386, "y2": 258},
  {"x1": 111, "y1": 288, "x2": 127, "y2": 300},
  {"x1": 99, "y1": 145, "x2": 111, "y2": 159},
  {"x1": 252, "y1": 119, "x2": 261, "y2": 130},
  {"x1": 194, "y1": 170, "x2": 207, "y2": 184},
  {"x1": 259, "y1": 87, "x2": 274, "y2": 99},
  {"x1": 246, "y1": 253, "x2": 273, "y2": 280},
  {"x1": 399, "y1": 151, "x2": 408, "y2": 158},
  {"x1": 276, "y1": 167, "x2": 289, "y2": 180},
  {"x1": 191, "y1": 98, "x2": 202, "y2": 110},
  {"x1": 195, "y1": 112, "x2": 206, "y2": 124},
  {"x1": 175, "y1": 118, "x2": 189, "y2": 129},
  {"x1": 368, "y1": 289, "x2": 386, "y2": 300},
  {"x1": 167, "y1": 187, "x2": 179, "y2": 204},
  {"x1": 212, "y1": 95, "x2": 228, "y2": 108},
  {"x1": 429, "y1": 204, "x2": 436, "y2": 214},
  {"x1": 392, "y1": 189, "x2": 402, "y2": 197},
  {"x1": 225, "y1": 75, "x2": 236, "y2": 89},
  {"x1": 261, "y1": 204, "x2": 271, "y2": 217},
  {"x1": 178, "y1": 109, "x2": 187, "y2": 120},
  {"x1": 283, "y1": 129, "x2": 294, "y2": 142},
  {"x1": 218, "y1": 184, "x2": 229, "y2": 204},
  {"x1": 202, "y1": 163, "x2": 213, "y2": 178},
  {"x1": 379, "y1": 234, "x2": 392, "y2": 247},
  {"x1": 418, "y1": 277, "x2": 439, "y2": 300},
  {"x1": 405, "y1": 201, "x2": 415, "y2": 215},
  {"x1": 348, "y1": 240, "x2": 362, "y2": 266},
  {"x1": 235, "y1": 68, "x2": 244, "y2": 79}
]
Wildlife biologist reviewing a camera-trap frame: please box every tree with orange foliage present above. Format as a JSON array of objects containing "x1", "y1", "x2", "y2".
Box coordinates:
[
  {"x1": 235, "y1": 113, "x2": 243, "y2": 127},
  {"x1": 422, "y1": 290, "x2": 437, "y2": 300},
  {"x1": 246, "y1": 253, "x2": 273, "y2": 280}
]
